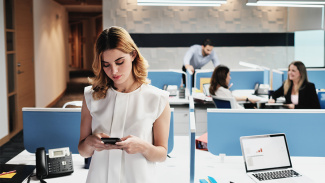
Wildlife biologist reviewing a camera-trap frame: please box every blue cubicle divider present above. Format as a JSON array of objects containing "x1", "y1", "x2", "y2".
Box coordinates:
[
  {"x1": 23, "y1": 108, "x2": 81, "y2": 154},
  {"x1": 263, "y1": 69, "x2": 270, "y2": 85},
  {"x1": 194, "y1": 70, "x2": 267, "y2": 91},
  {"x1": 186, "y1": 69, "x2": 193, "y2": 95},
  {"x1": 194, "y1": 70, "x2": 213, "y2": 90},
  {"x1": 168, "y1": 108, "x2": 174, "y2": 154},
  {"x1": 23, "y1": 107, "x2": 175, "y2": 155},
  {"x1": 272, "y1": 70, "x2": 284, "y2": 90},
  {"x1": 189, "y1": 96, "x2": 195, "y2": 183},
  {"x1": 207, "y1": 109, "x2": 325, "y2": 157},
  {"x1": 229, "y1": 70, "x2": 265, "y2": 90},
  {"x1": 148, "y1": 70, "x2": 185, "y2": 90},
  {"x1": 281, "y1": 69, "x2": 325, "y2": 89},
  {"x1": 318, "y1": 92, "x2": 325, "y2": 109}
]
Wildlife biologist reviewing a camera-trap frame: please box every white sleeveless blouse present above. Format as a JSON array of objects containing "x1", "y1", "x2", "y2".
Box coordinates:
[{"x1": 84, "y1": 84, "x2": 169, "y2": 183}]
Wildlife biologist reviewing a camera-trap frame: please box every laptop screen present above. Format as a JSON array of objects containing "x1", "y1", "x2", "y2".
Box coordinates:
[
  {"x1": 240, "y1": 134, "x2": 292, "y2": 172},
  {"x1": 203, "y1": 83, "x2": 210, "y2": 96}
]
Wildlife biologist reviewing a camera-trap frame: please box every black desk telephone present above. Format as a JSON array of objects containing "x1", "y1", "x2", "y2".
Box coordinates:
[{"x1": 36, "y1": 147, "x2": 74, "y2": 182}]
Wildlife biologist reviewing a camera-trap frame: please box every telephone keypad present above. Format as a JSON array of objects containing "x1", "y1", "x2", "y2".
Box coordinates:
[{"x1": 47, "y1": 154, "x2": 74, "y2": 175}]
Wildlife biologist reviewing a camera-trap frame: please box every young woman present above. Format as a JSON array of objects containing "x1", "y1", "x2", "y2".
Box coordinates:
[
  {"x1": 269, "y1": 61, "x2": 320, "y2": 109},
  {"x1": 209, "y1": 65, "x2": 259, "y2": 109},
  {"x1": 78, "y1": 26, "x2": 171, "y2": 183}
]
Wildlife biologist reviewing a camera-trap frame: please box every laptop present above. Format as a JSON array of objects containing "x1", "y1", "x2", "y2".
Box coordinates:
[
  {"x1": 240, "y1": 133, "x2": 314, "y2": 183},
  {"x1": 202, "y1": 83, "x2": 210, "y2": 97}
]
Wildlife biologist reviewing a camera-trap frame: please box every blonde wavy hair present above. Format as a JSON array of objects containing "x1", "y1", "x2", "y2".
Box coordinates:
[
  {"x1": 91, "y1": 26, "x2": 149, "y2": 100},
  {"x1": 283, "y1": 61, "x2": 308, "y2": 95}
]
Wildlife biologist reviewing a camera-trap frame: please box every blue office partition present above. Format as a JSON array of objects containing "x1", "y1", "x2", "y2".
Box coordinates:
[
  {"x1": 148, "y1": 70, "x2": 185, "y2": 90},
  {"x1": 229, "y1": 70, "x2": 265, "y2": 90},
  {"x1": 272, "y1": 70, "x2": 284, "y2": 90},
  {"x1": 194, "y1": 70, "x2": 213, "y2": 90},
  {"x1": 207, "y1": 109, "x2": 325, "y2": 157},
  {"x1": 23, "y1": 108, "x2": 81, "y2": 154},
  {"x1": 281, "y1": 69, "x2": 325, "y2": 89},
  {"x1": 168, "y1": 109, "x2": 174, "y2": 154},
  {"x1": 189, "y1": 111, "x2": 196, "y2": 183},
  {"x1": 263, "y1": 69, "x2": 270, "y2": 85},
  {"x1": 186, "y1": 69, "x2": 193, "y2": 95},
  {"x1": 306, "y1": 70, "x2": 325, "y2": 89}
]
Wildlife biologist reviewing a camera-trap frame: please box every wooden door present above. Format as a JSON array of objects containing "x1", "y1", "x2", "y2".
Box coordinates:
[
  {"x1": 69, "y1": 22, "x2": 83, "y2": 68},
  {"x1": 15, "y1": 0, "x2": 35, "y2": 132}
]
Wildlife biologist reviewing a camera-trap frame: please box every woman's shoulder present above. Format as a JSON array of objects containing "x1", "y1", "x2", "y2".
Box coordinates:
[
  {"x1": 302, "y1": 82, "x2": 316, "y2": 89},
  {"x1": 84, "y1": 85, "x2": 93, "y2": 94},
  {"x1": 215, "y1": 86, "x2": 231, "y2": 96},
  {"x1": 216, "y1": 86, "x2": 230, "y2": 93}
]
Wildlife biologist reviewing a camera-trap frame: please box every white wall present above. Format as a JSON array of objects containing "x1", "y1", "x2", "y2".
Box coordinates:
[
  {"x1": 33, "y1": 0, "x2": 69, "y2": 107},
  {"x1": 0, "y1": 0, "x2": 9, "y2": 139},
  {"x1": 103, "y1": 0, "x2": 293, "y2": 70}
]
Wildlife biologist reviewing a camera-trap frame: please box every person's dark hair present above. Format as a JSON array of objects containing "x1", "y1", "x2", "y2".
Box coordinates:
[
  {"x1": 202, "y1": 39, "x2": 213, "y2": 47},
  {"x1": 209, "y1": 65, "x2": 229, "y2": 95}
]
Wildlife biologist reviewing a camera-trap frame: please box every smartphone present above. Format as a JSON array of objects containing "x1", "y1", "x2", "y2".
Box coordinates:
[{"x1": 101, "y1": 138, "x2": 121, "y2": 145}]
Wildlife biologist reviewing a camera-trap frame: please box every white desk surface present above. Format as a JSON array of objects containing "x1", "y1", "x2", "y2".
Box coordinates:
[
  {"x1": 7, "y1": 136, "x2": 325, "y2": 183},
  {"x1": 7, "y1": 150, "x2": 88, "y2": 183},
  {"x1": 168, "y1": 89, "x2": 190, "y2": 105}
]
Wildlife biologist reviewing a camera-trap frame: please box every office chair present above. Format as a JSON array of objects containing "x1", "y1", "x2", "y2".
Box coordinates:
[
  {"x1": 211, "y1": 96, "x2": 236, "y2": 109},
  {"x1": 318, "y1": 91, "x2": 325, "y2": 109}
]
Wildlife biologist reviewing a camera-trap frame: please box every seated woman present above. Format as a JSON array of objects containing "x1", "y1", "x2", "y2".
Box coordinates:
[
  {"x1": 209, "y1": 65, "x2": 259, "y2": 109},
  {"x1": 269, "y1": 61, "x2": 320, "y2": 109}
]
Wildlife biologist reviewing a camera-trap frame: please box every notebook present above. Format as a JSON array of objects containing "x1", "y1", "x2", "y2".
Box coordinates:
[
  {"x1": 240, "y1": 133, "x2": 314, "y2": 183},
  {"x1": 0, "y1": 164, "x2": 35, "y2": 183}
]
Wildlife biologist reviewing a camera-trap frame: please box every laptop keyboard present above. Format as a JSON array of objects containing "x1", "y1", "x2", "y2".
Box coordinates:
[{"x1": 253, "y1": 170, "x2": 301, "y2": 181}]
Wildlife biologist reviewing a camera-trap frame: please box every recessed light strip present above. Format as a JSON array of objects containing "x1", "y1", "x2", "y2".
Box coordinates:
[
  {"x1": 138, "y1": 2, "x2": 222, "y2": 6},
  {"x1": 247, "y1": 3, "x2": 324, "y2": 7},
  {"x1": 138, "y1": 0, "x2": 227, "y2": 3},
  {"x1": 257, "y1": 1, "x2": 325, "y2": 5}
]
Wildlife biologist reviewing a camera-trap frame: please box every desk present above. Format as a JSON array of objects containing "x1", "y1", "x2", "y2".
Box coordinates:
[
  {"x1": 7, "y1": 136, "x2": 325, "y2": 183},
  {"x1": 168, "y1": 88, "x2": 190, "y2": 105},
  {"x1": 158, "y1": 136, "x2": 325, "y2": 183},
  {"x1": 232, "y1": 89, "x2": 285, "y2": 108},
  {"x1": 6, "y1": 150, "x2": 88, "y2": 183},
  {"x1": 195, "y1": 151, "x2": 325, "y2": 183}
]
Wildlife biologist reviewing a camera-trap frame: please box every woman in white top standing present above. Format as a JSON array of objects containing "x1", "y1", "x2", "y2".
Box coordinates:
[
  {"x1": 78, "y1": 26, "x2": 171, "y2": 183},
  {"x1": 209, "y1": 65, "x2": 258, "y2": 109}
]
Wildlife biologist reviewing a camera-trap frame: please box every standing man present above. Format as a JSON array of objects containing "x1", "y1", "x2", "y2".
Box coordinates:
[{"x1": 182, "y1": 39, "x2": 220, "y2": 87}]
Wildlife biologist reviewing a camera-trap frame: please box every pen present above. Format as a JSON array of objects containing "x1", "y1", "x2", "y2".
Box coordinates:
[{"x1": 0, "y1": 170, "x2": 16, "y2": 176}]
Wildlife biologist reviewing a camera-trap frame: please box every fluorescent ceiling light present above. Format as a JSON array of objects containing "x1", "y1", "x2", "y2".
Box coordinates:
[
  {"x1": 138, "y1": 2, "x2": 221, "y2": 6},
  {"x1": 239, "y1": 61, "x2": 263, "y2": 70},
  {"x1": 247, "y1": 0, "x2": 324, "y2": 7},
  {"x1": 247, "y1": 3, "x2": 324, "y2": 7},
  {"x1": 138, "y1": 0, "x2": 226, "y2": 6},
  {"x1": 257, "y1": 0, "x2": 325, "y2": 4}
]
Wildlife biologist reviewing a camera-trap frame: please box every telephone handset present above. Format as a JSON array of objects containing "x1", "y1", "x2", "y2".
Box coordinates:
[{"x1": 36, "y1": 147, "x2": 74, "y2": 182}]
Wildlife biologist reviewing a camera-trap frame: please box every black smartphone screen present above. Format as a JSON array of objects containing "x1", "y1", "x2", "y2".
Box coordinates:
[{"x1": 101, "y1": 138, "x2": 121, "y2": 145}]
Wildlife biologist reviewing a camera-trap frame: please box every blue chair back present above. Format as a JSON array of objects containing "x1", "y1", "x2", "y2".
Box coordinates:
[
  {"x1": 212, "y1": 98, "x2": 231, "y2": 108},
  {"x1": 318, "y1": 91, "x2": 325, "y2": 109}
]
